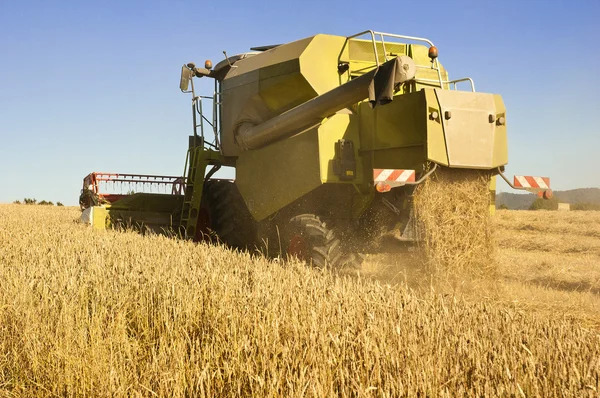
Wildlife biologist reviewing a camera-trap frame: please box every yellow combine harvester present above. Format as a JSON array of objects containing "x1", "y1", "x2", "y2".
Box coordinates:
[{"x1": 80, "y1": 30, "x2": 551, "y2": 267}]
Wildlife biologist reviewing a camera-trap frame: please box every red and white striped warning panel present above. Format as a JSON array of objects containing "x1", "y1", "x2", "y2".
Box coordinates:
[
  {"x1": 513, "y1": 176, "x2": 550, "y2": 190},
  {"x1": 373, "y1": 169, "x2": 416, "y2": 188}
]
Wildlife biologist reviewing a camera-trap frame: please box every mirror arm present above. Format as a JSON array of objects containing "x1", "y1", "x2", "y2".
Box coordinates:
[{"x1": 193, "y1": 67, "x2": 212, "y2": 78}]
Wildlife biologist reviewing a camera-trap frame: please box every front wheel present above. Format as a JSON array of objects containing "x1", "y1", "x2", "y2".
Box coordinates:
[{"x1": 204, "y1": 180, "x2": 258, "y2": 250}]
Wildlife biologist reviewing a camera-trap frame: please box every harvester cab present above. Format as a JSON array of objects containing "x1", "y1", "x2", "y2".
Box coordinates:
[{"x1": 80, "y1": 30, "x2": 551, "y2": 267}]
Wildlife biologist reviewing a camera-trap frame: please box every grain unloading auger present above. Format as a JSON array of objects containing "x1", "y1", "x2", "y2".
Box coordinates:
[{"x1": 80, "y1": 30, "x2": 552, "y2": 267}]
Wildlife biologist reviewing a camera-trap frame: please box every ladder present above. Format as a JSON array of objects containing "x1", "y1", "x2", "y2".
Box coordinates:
[
  {"x1": 179, "y1": 146, "x2": 221, "y2": 239},
  {"x1": 180, "y1": 147, "x2": 201, "y2": 238}
]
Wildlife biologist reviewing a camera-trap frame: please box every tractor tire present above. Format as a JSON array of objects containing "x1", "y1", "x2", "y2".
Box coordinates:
[
  {"x1": 285, "y1": 214, "x2": 351, "y2": 269},
  {"x1": 204, "y1": 180, "x2": 257, "y2": 251}
]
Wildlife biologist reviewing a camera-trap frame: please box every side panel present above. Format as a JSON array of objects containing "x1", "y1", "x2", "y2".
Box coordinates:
[
  {"x1": 93, "y1": 207, "x2": 108, "y2": 230},
  {"x1": 108, "y1": 193, "x2": 183, "y2": 213},
  {"x1": 358, "y1": 91, "x2": 428, "y2": 171},
  {"x1": 318, "y1": 113, "x2": 371, "y2": 219},
  {"x1": 492, "y1": 94, "x2": 508, "y2": 167},
  {"x1": 425, "y1": 89, "x2": 449, "y2": 166},
  {"x1": 434, "y1": 89, "x2": 508, "y2": 169},
  {"x1": 317, "y1": 113, "x2": 363, "y2": 183},
  {"x1": 235, "y1": 128, "x2": 322, "y2": 221}
]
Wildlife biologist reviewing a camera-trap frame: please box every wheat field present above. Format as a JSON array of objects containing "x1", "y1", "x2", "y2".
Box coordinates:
[{"x1": 0, "y1": 204, "x2": 599, "y2": 396}]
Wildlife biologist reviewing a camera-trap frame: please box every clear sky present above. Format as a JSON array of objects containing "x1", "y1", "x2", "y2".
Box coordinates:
[{"x1": 1, "y1": 0, "x2": 599, "y2": 205}]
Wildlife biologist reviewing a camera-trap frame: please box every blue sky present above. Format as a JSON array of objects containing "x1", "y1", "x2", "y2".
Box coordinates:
[{"x1": 1, "y1": 0, "x2": 598, "y2": 205}]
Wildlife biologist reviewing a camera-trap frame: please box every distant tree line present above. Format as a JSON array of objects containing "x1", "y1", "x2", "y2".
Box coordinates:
[
  {"x1": 570, "y1": 203, "x2": 600, "y2": 211},
  {"x1": 13, "y1": 198, "x2": 64, "y2": 206},
  {"x1": 496, "y1": 188, "x2": 600, "y2": 210},
  {"x1": 497, "y1": 199, "x2": 600, "y2": 211},
  {"x1": 528, "y1": 198, "x2": 600, "y2": 211},
  {"x1": 528, "y1": 198, "x2": 559, "y2": 210}
]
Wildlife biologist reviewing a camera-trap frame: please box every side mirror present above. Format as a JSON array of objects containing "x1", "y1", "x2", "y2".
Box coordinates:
[{"x1": 180, "y1": 65, "x2": 192, "y2": 92}]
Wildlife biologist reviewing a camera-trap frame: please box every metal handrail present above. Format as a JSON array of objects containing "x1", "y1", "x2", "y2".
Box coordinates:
[
  {"x1": 415, "y1": 77, "x2": 476, "y2": 92},
  {"x1": 448, "y1": 77, "x2": 476, "y2": 92},
  {"x1": 192, "y1": 94, "x2": 221, "y2": 149},
  {"x1": 344, "y1": 30, "x2": 447, "y2": 89}
]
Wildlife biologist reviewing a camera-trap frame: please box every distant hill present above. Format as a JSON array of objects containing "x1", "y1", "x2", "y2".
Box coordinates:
[{"x1": 496, "y1": 188, "x2": 600, "y2": 210}]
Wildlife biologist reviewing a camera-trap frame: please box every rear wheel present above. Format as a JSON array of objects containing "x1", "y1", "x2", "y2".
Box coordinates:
[
  {"x1": 204, "y1": 180, "x2": 257, "y2": 250},
  {"x1": 285, "y1": 214, "x2": 350, "y2": 268}
]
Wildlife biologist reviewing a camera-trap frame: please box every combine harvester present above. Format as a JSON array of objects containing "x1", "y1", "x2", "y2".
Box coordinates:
[{"x1": 80, "y1": 30, "x2": 551, "y2": 267}]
